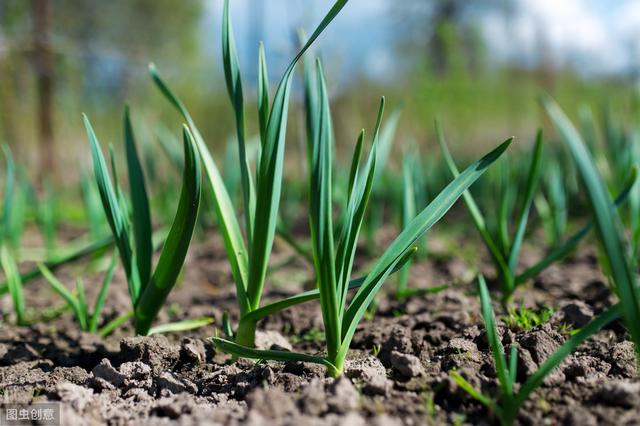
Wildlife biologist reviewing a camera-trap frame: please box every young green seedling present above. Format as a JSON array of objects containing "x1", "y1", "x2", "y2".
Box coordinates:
[
  {"x1": 437, "y1": 124, "x2": 542, "y2": 305},
  {"x1": 0, "y1": 234, "x2": 115, "y2": 296},
  {"x1": 534, "y1": 160, "x2": 567, "y2": 248},
  {"x1": 395, "y1": 151, "x2": 443, "y2": 299},
  {"x1": 38, "y1": 252, "x2": 117, "y2": 335},
  {"x1": 149, "y1": 0, "x2": 350, "y2": 347},
  {"x1": 543, "y1": 95, "x2": 640, "y2": 363},
  {"x1": 592, "y1": 105, "x2": 640, "y2": 264},
  {"x1": 0, "y1": 145, "x2": 14, "y2": 244},
  {"x1": 298, "y1": 38, "x2": 402, "y2": 258},
  {"x1": 84, "y1": 107, "x2": 202, "y2": 336},
  {"x1": 451, "y1": 276, "x2": 621, "y2": 425},
  {"x1": 301, "y1": 46, "x2": 414, "y2": 303},
  {"x1": 362, "y1": 107, "x2": 402, "y2": 255},
  {"x1": 211, "y1": 59, "x2": 512, "y2": 377},
  {"x1": 601, "y1": 106, "x2": 632, "y2": 188},
  {"x1": 80, "y1": 173, "x2": 107, "y2": 241},
  {"x1": 629, "y1": 134, "x2": 640, "y2": 262},
  {"x1": 6, "y1": 169, "x2": 30, "y2": 250},
  {"x1": 10, "y1": 176, "x2": 57, "y2": 261},
  {"x1": 37, "y1": 182, "x2": 58, "y2": 257},
  {"x1": 0, "y1": 245, "x2": 25, "y2": 326},
  {"x1": 0, "y1": 145, "x2": 16, "y2": 243},
  {"x1": 0, "y1": 144, "x2": 26, "y2": 326},
  {"x1": 396, "y1": 154, "x2": 417, "y2": 298},
  {"x1": 503, "y1": 306, "x2": 554, "y2": 332},
  {"x1": 437, "y1": 122, "x2": 636, "y2": 306},
  {"x1": 0, "y1": 167, "x2": 120, "y2": 295}
]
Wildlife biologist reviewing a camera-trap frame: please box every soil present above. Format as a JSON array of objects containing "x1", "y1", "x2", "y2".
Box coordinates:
[{"x1": 1, "y1": 228, "x2": 639, "y2": 425}]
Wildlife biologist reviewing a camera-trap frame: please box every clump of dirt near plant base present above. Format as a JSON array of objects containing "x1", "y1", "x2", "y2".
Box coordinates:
[{"x1": 1, "y1": 230, "x2": 638, "y2": 426}]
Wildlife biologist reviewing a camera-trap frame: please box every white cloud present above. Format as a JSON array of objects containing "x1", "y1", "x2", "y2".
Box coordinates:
[
  {"x1": 617, "y1": 1, "x2": 640, "y2": 35},
  {"x1": 481, "y1": 0, "x2": 634, "y2": 74},
  {"x1": 201, "y1": 0, "x2": 393, "y2": 84},
  {"x1": 616, "y1": 1, "x2": 640, "y2": 67},
  {"x1": 203, "y1": 0, "x2": 638, "y2": 80}
]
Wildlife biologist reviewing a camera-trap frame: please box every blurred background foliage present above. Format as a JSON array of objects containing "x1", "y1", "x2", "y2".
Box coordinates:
[{"x1": 0, "y1": 0, "x2": 637, "y2": 185}]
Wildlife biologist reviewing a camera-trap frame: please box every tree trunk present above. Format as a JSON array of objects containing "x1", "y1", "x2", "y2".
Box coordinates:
[
  {"x1": 0, "y1": 5, "x2": 18, "y2": 152},
  {"x1": 430, "y1": 0, "x2": 459, "y2": 77},
  {"x1": 31, "y1": 0, "x2": 54, "y2": 185},
  {"x1": 0, "y1": 50, "x2": 18, "y2": 152}
]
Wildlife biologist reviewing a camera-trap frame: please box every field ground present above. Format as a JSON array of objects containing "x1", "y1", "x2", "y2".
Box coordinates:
[{"x1": 1, "y1": 225, "x2": 638, "y2": 425}]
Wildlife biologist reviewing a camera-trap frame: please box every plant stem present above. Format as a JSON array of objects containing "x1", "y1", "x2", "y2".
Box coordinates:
[
  {"x1": 234, "y1": 319, "x2": 257, "y2": 347},
  {"x1": 134, "y1": 315, "x2": 152, "y2": 336},
  {"x1": 327, "y1": 364, "x2": 342, "y2": 378},
  {"x1": 328, "y1": 352, "x2": 346, "y2": 378}
]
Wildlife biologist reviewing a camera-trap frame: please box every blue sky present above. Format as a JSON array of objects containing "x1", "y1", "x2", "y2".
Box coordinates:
[
  {"x1": 483, "y1": 0, "x2": 640, "y2": 74},
  {"x1": 202, "y1": 0, "x2": 640, "y2": 82}
]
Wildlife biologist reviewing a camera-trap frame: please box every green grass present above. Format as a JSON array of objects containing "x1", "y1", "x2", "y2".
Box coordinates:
[
  {"x1": 38, "y1": 252, "x2": 118, "y2": 334},
  {"x1": 503, "y1": 306, "x2": 554, "y2": 332},
  {"x1": 149, "y1": 0, "x2": 349, "y2": 347},
  {"x1": 212, "y1": 57, "x2": 512, "y2": 376},
  {"x1": 437, "y1": 121, "x2": 637, "y2": 306},
  {"x1": 543, "y1": 95, "x2": 640, "y2": 363},
  {"x1": 84, "y1": 108, "x2": 202, "y2": 335},
  {"x1": 451, "y1": 276, "x2": 621, "y2": 425},
  {"x1": 0, "y1": 1, "x2": 639, "y2": 419},
  {"x1": 0, "y1": 144, "x2": 25, "y2": 326}
]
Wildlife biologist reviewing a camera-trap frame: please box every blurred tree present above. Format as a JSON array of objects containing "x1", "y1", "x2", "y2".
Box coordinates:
[
  {"x1": 0, "y1": 38, "x2": 18, "y2": 150},
  {"x1": 0, "y1": 1, "x2": 28, "y2": 152},
  {"x1": 31, "y1": 0, "x2": 55, "y2": 183},
  {"x1": 394, "y1": 0, "x2": 512, "y2": 77},
  {"x1": 51, "y1": 0, "x2": 203, "y2": 102},
  {"x1": 0, "y1": 0, "x2": 204, "y2": 178}
]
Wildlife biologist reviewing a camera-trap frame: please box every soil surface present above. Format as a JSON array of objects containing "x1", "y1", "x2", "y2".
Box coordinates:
[{"x1": 1, "y1": 228, "x2": 638, "y2": 425}]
